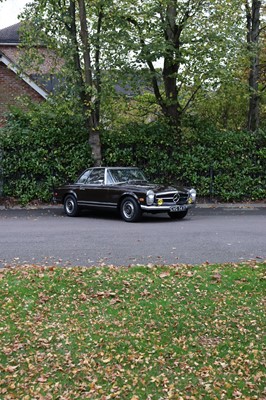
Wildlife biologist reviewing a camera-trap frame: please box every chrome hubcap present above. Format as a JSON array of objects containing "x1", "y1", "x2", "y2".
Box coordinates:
[
  {"x1": 123, "y1": 201, "x2": 134, "y2": 219},
  {"x1": 66, "y1": 199, "x2": 74, "y2": 213}
]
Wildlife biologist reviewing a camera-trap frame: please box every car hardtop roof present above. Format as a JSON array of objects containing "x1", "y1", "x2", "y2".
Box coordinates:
[
  {"x1": 107, "y1": 166, "x2": 139, "y2": 169},
  {"x1": 88, "y1": 166, "x2": 140, "y2": 170}
]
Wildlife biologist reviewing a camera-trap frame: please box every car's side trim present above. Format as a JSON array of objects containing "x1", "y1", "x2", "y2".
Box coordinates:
[{"x1": 78, "y1": 200, "x2": 117, "y2": 209}]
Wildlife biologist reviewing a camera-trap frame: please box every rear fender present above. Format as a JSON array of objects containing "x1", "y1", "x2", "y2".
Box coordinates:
[{"x1": 63, "y1": 190, "x2": 78, "y2": 203}]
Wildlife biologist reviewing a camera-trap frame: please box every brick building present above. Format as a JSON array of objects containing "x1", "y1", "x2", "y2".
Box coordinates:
[{"x1": 0, "y1": 23, "x2": 60, "y2": 127}]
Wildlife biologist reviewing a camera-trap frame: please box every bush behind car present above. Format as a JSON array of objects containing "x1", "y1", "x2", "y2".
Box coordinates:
[
  {"x1": 102, "y1": 120, "x2": 266, "y2": 202},
  {"x1": 0, "y1": 107, "x2": 265, "y2": 203}
]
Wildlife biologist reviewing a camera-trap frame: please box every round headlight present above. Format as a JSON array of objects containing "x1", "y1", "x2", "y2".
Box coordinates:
[
  {"x1": 146, "y1": 190, "x2": 155, "y2": 205},
  {"x1": 189, "y1": 188, "x2": 196, "y2": 202}
]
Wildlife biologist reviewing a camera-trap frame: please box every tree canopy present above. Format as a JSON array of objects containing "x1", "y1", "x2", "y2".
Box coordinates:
[{"x1": 13, "y1": 0, "x2": 266, "y2": 162}]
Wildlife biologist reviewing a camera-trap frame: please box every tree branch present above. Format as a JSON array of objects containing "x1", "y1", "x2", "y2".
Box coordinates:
[
  {"x1": 126, "y1": 16, "x2": 164, "y2": 107},
  {"x1": 182, "y1": 85, "x2": 201, "y2": 113}
]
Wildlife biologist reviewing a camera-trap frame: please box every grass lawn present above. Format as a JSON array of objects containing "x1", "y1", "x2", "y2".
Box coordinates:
[{"x1": 0, "y1": 261, "x2": 265, "y2": 399}]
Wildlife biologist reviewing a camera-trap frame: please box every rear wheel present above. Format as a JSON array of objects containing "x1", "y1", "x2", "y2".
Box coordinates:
[
  {"x1": 120, "y1": 197, "x2": 142, "y2": 222},
  {"x1": 64, "y1": 194, "x2": 79, "y2": 217},
  {"x1": 168, "y1": 210, "x2": 188, "y2": 220}
]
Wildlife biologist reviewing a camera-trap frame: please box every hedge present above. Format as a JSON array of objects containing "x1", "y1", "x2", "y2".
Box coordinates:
[
  {"x1": 0, "y1": 105, "x2": 92, "y2": 204},
  {"x1": 0, "y1": 110, "x2": 265, "y2": 203},
  {"x1": 102, "y1": 120, "x2": 266, "y2": 201}
]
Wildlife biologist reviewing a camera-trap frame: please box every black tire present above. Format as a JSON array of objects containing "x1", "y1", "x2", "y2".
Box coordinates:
[
  {"x1": 64, "y1": 194, "x2": 79, "y2": 217},
  {"x1": 120, "y1": 196, "x2": 142, "y2": 222},
  {"x1": 168, "y1": 210, "x2": 188, "y2": 220}
]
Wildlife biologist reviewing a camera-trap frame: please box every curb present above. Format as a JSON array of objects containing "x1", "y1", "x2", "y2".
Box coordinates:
[
  {"x1": 195, "y1": 202, "x2": 266, "y2": 209},
  {"x1": 0, "y1": 203, "x2": 266, "y2": 211}
]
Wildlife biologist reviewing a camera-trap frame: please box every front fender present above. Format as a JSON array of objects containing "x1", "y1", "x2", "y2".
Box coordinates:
[{"x1": 118, "y1": 192, "x2": 142, "y2": 208}]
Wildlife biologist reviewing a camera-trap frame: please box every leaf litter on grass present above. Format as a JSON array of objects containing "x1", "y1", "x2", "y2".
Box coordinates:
[{"x1": 0, "y1": 261, "x2": 265, "y2": 399}]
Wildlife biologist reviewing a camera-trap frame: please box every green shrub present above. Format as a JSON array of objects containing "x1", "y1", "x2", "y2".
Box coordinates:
[
  {"x1": 0, "y1": 101, "x2": 91, "y2": 204},
  {"x1": 1, "y1": 105, "x2": 265, "y2": 204},
  {"x1": 102, "y1": 120, "x2": 266, "y2": 201}
]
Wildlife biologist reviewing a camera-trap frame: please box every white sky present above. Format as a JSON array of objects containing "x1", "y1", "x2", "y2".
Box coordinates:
[{"x1": 0, "y1": 0, "x2": 29, "y2": 29}]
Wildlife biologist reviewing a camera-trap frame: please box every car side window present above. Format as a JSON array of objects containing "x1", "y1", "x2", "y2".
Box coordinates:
[
  {"x1": 106, "y1": 170, "x2": 115, "y2": 184},
  {"x1": 77, "y1": 170, "x2": 91, "y2": 184},
  {"x1": 86, "y1": 169, "x2": 105, "y2": 185}
]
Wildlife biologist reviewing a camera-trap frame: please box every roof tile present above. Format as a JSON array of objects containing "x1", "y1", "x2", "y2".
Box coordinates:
[{"x1": 0, "y1": 23, "x2": 20, "y2": 44}]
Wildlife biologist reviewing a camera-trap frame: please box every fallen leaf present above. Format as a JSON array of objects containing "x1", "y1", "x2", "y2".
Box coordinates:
[{"x1": 159, "y1": 272, "x2": 170, "y2": 278}]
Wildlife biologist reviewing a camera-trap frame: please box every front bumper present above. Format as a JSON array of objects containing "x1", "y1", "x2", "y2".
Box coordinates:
[{"x1": 140, "y1": 203, "x2": 195, "y2": 212}]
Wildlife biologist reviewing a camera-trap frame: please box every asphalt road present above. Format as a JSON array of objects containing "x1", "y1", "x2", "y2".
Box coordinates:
[{"x1": 0, "y1": 205, "x2": 265, "y2": 268}]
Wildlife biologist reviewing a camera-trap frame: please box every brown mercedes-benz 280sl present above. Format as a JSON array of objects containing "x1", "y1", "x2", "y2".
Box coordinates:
[{"x1": 53, "y1": 167, "x2": 196, "y2": 222}]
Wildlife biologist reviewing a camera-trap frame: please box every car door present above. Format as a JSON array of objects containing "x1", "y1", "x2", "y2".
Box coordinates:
[{"x1": 78, "y1": 168, "x2": 109, "y2": 208}]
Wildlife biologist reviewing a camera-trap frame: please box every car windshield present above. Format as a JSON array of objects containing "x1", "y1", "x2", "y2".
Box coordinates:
[{"x1": 109, "y1": 168, "x2": 148, "y2": 184}]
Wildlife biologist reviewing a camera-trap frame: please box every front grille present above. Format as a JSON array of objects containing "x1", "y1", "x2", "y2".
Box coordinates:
[{"x1": 156, "y1": 191, "x2": 188, "y2": 205}]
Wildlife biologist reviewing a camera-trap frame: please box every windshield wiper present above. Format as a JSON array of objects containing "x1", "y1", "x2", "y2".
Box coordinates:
[{"x1": 127, "y1": 179, "x2": 148, "y2": 184}]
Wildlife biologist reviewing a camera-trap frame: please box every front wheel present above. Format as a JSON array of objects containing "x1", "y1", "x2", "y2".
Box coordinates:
[
  {"x1": 120, "y1": 197, "x2": 142, "y2": 222},
  {"x1": 168, "y1": 210, "x2": 188, "y2": 220},
  {"x1": 64, "y1": 194, "x2": 79, "y2": 217}
]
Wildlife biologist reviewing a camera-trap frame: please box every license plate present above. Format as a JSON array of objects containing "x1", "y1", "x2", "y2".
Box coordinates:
[{"x1": 170, "y1": 205, "x2": 187, "y2": 212}]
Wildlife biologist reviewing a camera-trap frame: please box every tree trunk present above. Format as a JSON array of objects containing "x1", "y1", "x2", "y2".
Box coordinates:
[
  {"x1": 78, "y1": 0, "x2": 102, "y2": 166},
  {"x1": 246, "y1": 0, "x2": 261, "y2": 132},
  {"x1": 159, "y1": 2, "x2": 189, "y2": 143},
  {"x1": 94, "y1": 6, "x2": 103, "y2": 125},
  {"x1": 68, "y1": 1, "x2": 85, "y2": 102},
  {"x1": 162, "y1": 56, "x2": 182, "y2": 136}
]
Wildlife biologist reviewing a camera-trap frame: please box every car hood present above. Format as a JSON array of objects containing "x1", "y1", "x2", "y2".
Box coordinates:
[
  {"x1": 55, "y1": 182, "x2": 189, "y2": 193},
  {"x1": 120, "y1": 182, "x2": 189, "y2": 193}
]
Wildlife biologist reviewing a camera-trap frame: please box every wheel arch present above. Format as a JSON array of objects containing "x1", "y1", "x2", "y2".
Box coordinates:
[
  {"x1": 117, "y1": 192, "x2": 140, "y2": 210},
  {"x1": 62, "y1": 191, "x2": 78, "y2": 203}
]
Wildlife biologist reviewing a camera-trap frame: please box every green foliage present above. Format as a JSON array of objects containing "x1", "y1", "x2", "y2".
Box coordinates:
[
  {"x1": 184, "y1": 123, "x2": 266, "y2": 201},
  {"x1": 193, "y1": 82, "x2": 249, "y2": 131},
  {"x1": 1, "y1": 102, "x2": 265, "y2": 204},
  {"x1": 102, "y1": 120, "x2": 266, "y2": 201},
  {"x1": 102, "y1": 121, "x2": 177, "y2": 181},
  {"x1": 0, "y1": 100, "x2": 91, "y2": 204}
]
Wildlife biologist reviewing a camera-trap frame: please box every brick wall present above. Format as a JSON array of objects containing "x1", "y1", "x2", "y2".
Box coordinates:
[
  {"x1": 0, "y1": 45, "x2": 63, "y2": 75},
  {"x1": 0, "y1": 62, "x2": 44, "y2": 127}
]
